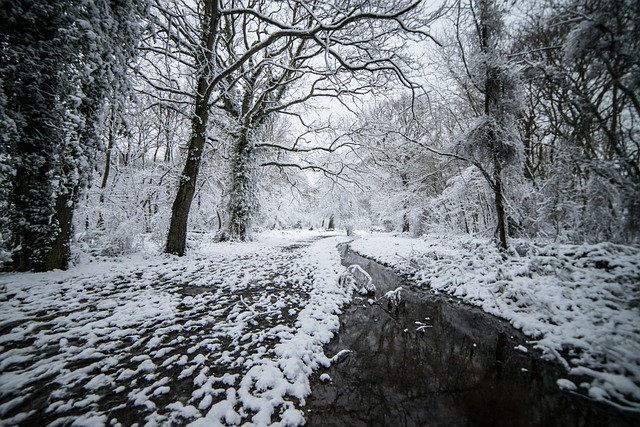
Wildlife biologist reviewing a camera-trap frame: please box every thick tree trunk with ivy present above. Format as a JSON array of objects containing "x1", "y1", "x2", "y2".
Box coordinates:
[
  {"x1": 3, "y1": 3, "x2": 67, "y2": 271},
  {"x1": 10, "y1": 155, "x2": 56, "y2": 271},
  {"x1": 1, "y1": 1, "x2": 147, "y2": 270},
  {"x1": 223, "y1": 131, "x2": 258, "y2": 241},
  {"x1": 44, "y1": 191, "x2": 76, "y2": 270}
]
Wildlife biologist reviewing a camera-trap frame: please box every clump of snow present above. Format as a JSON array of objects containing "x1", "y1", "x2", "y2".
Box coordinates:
[
  {"x1": 339, "y1": 264, "x2": 376, "y2": 296},
  {"x1": 383, "y1": 287, "x2": 403, "y2": 308},
  {"x1": 329, "y1": 349, "x2": 351, "y2": 364},
  {"x1": 350, "y1": 232, "x2": 640, "y2": 410},
  {"x1": 166, "y1": 401, "x2": 201, "y2": 419},
  {"x1": 514, "y1": 345, "x2": 528, "y2": 353},
  {"x1": 338, "y1": 271, "x2": 356, "y2": 292},
  {"x1": 557, "y1": 378, "x2": 578, "y2": 391},
  {"x1": 319, "y1": 373, "x2": 331, "y2": 383}
]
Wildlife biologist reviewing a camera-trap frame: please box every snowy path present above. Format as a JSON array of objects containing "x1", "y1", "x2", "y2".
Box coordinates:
[{"x1": 0, "y1": 231, "x2": 351, "y2": 426}]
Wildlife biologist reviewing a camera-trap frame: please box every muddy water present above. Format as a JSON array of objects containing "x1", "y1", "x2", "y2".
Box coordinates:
[{"x1": 305, "y1": 247, "x2": 640, "y2": 427}]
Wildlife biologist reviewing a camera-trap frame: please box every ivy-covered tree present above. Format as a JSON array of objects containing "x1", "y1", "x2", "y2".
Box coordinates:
[{"x1": 0, "y1": 0, "x2": 147, "y2": 271}]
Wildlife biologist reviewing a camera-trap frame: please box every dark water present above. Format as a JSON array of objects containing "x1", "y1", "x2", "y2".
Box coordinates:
[{"x1": 305, "y1": 247, "x2": 640, "y2": 427}]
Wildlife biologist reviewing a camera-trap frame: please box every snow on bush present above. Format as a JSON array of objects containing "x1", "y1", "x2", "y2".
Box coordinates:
[{"x1": 342, "y1": 264, "x2": 376, "y2": 296}]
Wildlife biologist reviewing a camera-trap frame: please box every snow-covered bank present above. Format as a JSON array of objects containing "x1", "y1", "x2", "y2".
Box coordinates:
[
  {"x1": 350, "y1": 232, "x2": 640, "y2": 411},
  {"x1": 0, "y1": 230, "x2": 351, "y2": 426}
]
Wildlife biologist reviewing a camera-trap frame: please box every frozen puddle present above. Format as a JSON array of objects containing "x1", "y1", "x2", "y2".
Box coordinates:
[{"x1": 305, "y1": 247, "x2": 640, "y2": 427}]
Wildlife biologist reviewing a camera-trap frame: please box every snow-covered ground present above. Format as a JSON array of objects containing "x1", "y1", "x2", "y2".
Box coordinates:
[
  {"x1": 2, "y1": 229, "x2": 639, "y2": 426},
  {"x1": 0, "y1": 230, "x2": 351, "y2": 426},
  {"x1": 350, "y1": 232, "x2": 640, "y2": 411}
]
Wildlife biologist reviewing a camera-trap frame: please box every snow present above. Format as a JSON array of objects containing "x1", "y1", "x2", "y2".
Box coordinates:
[
  {"x1": 514, "y1": 345, "x2": 528, "y2": 353},
  {"x1": 3, "y1": 227, "x2": 638, "y2": 422},
  {"x1": 349, "y1": 232, "x2": 640, "y2": 410},
  {"x1": 346, "y1": 264, "x2": 376, "y2": 295},
  {"x1": 0, "y1": 230, "x2": 352, "y2": 426},
  {"x1": 319, "y1": 373, "x2": 331, "y2": 382},
  {"x1": 383, "y1": 286, "x2": 403, "y2": 308}
]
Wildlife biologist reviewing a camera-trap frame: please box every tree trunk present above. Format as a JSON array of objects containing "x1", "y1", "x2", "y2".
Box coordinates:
[
  {"x1": 101, "y1": 124, "x2": 114, "y2": 191},
  {"x1": 402, "y1": 213, "x2": 410, "y2": 233},
  {"x1": 481, "y1": 3, "x2": 509, "y2": 250},
  {"x1": 165, "y1": 0, "x2": 219, "y2": 255},
  {"x1": 44, "y1": 191, "x2": 75, "y2": 270},
  {"x1": 485, "y1": 65, "x2": 508, "y2": 249},
  {"x1": 11, "y1": 165, "x2": 76, "y2": 271},
  {"x1": 401, "y1": 173, "x2": 410, "y2": 233},
  {"x1": 165, "y1": 95, "x2": 209, "y2": 255},
  {"x1": 521, "y1": 110, "x2": 535, "y2": 182},
  {"x1": 493, "y1": 173, "x2": 508, "y2": 249},
  {"x1": 10, "y1": 164, "x2": 50, "y2": 271},
  {"x1": 487, "y1": 89, "x2": 509, "y2": 249},
  {"x1": 225, "y1": 131, "x2": 256, "y2": 241},
  {"x1": 97, "y1": 122, "x2": 115, "y2": 228}
]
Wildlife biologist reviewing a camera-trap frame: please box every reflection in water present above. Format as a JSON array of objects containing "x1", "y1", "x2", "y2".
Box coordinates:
[{"x1": 305, "y1": 248, "x2": 640, "y2": 427}]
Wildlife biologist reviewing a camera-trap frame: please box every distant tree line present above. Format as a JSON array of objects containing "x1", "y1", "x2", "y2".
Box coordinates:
[{"x1": 0, "y1": 0, "x2": 439, "y2": 270}]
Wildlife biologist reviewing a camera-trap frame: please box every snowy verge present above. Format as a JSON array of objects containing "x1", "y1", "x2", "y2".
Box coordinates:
[{"x1": 349, "y1": 232, "x2": 640, "y2": 411}]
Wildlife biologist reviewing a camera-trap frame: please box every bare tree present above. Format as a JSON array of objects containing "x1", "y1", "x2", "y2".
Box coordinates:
[
  {"x1": 345, "y1": 95, "x2": 447, "y2": 233},
  {"x1": 503, "y1": 0, "x2": 640, "y2": 242},
  {"x1": 146, "y1": 0, "x2": 442, "y2": 253}
]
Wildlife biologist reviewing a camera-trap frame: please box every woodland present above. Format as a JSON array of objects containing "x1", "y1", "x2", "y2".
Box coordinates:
[
  {"x1": 1, "y1": 1, "x2": 640, "y2": 425},
  {"x1": 0, "y1": 0, "x2": 639, "y2": 271}
]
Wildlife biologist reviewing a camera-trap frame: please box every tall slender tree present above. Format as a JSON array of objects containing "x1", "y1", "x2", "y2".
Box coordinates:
[{"x1": 447, "y1": 0, "x2": 523, "y2": 249}]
